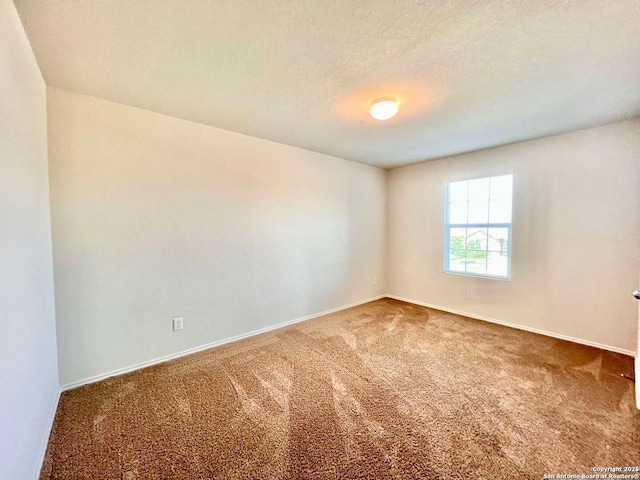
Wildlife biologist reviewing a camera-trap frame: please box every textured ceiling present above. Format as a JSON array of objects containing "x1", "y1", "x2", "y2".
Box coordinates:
[{"x1": 15, "y1": 0, "x2": 640, "y2": 168}]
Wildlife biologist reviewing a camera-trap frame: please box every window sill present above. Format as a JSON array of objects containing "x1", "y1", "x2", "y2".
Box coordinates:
[{"x1": 443, "y1": 270, "x2": 511, "y2": 282}]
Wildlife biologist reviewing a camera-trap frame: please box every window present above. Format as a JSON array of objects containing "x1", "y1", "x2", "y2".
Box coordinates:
[{"x1": 444, "y1": 174, "x2": 513, "y2": 280}]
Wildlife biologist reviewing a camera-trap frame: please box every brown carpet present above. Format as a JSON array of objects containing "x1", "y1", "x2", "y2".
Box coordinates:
[{"x1": 40, "y1": 298, "x2": 638, "y2": 479}]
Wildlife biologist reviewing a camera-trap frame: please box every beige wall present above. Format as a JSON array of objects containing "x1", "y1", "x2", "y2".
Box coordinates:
[
  {"x1": 47, "y1": 85, "x2": 640, "y2": 389},
  {"x1": 47, "y1": 87, "x2": 387, "y2": 387},
  {"x1": 387, "y1": 120, "x2": 640, "y2": 354},
  {"x1": 0, "y1": 1, "x2": 59, "y2": 478}
]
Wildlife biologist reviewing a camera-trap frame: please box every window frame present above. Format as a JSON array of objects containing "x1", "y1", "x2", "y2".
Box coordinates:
[{"x1": 443, "y1": 174, "x2": 513, "y2": 281}]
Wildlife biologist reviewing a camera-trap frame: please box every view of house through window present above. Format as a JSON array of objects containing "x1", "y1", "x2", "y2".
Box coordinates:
[{"x1": 444, "y1": 174, "x2": 513, "y2": 279}]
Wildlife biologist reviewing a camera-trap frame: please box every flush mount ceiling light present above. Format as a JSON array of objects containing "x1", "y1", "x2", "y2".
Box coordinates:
[{"x1": 370, "y1": 97, "x2": 398, "y2": 120}]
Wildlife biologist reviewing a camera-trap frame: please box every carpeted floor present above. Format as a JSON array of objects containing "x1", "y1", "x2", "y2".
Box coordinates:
[{"x1": 40, "y1": 298, "x2": 638, "y2": 479}]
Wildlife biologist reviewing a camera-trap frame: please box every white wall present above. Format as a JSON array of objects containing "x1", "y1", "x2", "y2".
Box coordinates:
[
  {"x1": 47, "y1": 87, "x2": 386, "y2": 387},
  {"x1": 388, "y1": 120, "x2": 640, "y2": 354},
  {"x1": 0, "y1": 2, "x2": 60, "y2": 478}
]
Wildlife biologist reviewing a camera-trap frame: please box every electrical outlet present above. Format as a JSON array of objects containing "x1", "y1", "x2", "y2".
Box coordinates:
[
  {"x1": 173, "y1": 317, "x2": 184, "y2": 331},
  {"x1": 466, "y1": 289, "x2": 474, "y2": 299},
  {"x1": 373, "y1": 276, "x2": 378, "y2": 286}
]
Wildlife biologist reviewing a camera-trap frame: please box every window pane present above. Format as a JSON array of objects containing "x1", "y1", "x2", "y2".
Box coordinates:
[
  {"x1": 444, "y1": 174, "x2": 511, "y2": 279},
  {"x1": 487, "y1": 251, "x2": 508, "y2": 277},
  {"x1": 468, "y1": 177, "x2": 490, "y2": 202},
  {"x1": 448, "y1": 250, "x2": 466, "y2": 272},
  {"x1": 465, "y1": 258, "x2": 487, "y2": 275},
  {"x1": 468, "y1": 199, "x2": 489, "y2": 223},
  {"x1": 448, "y1": 181, "x2": 468, "y2": 203},
  {"x1": 488, "y1": 227, "x2": 509, "y2": 255},
  {"x1": 489, "y1": 198, "x2": 512, "y2": 223},
  {"x1": 489, "y1": 175, "x2": 513, "y2": 200},
  {"x1": 449, "y1": 201, "x2": 467, "y2": 224},
  {"x1": 466, "y1": 227, "x2": 487, "y2": 250},
  {"x1": 449, "y1": 227, "x2": 466, "y2": 251}
]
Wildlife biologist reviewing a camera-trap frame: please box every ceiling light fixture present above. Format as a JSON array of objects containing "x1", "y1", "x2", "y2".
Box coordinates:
[{"x1": 370, "y1": 97, "x2": 398, "y2": 120}]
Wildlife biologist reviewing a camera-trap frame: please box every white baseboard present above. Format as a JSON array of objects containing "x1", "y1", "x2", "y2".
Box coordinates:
[
  {"x1": 61, "y1": 295, "x2": 386, "y2": 391},
  {"x1": 60, "y1": 293, "x2": 636, "y2": 392},
  {"x1": 33, "y1": 388, "x2": 61, "y2": 480},
  {"x1": 386, "y1": 294, "x2": 636, "y2": 357}
]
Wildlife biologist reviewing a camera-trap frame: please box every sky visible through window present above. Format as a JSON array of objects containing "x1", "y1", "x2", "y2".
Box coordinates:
[{"x1": 445, "y1": 175, "x2": 513, "y2": 279}]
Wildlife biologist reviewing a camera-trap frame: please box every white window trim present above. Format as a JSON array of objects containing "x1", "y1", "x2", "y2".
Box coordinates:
[{"x1": 443, "y1": 175, "x2": 513, "y2": 281}]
